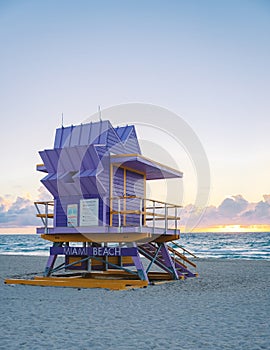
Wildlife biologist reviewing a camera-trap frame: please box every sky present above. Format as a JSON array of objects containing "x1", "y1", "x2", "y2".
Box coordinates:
[{"x1": 0, "y1": 0, "x2": 269, "y2": 231}]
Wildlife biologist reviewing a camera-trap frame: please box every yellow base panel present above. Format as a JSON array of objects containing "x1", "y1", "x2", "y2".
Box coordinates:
[
  {"x1": 154, "y1": 234, "x2": 180, "y2": 243},
  {"x1": 4, "y1": 276, "x2": 148, "y2": 290}
]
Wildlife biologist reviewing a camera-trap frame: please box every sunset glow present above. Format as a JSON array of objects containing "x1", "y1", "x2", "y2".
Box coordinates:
[
  {"x1": 0, "y1": 227, "x2": 36, "y2": 234},
  {"x1": 188, "y1": 225, "x2": 270, "y2": 233},
  {"x1": 1, "y1": 224, "x2": 269, "y2": 235}
]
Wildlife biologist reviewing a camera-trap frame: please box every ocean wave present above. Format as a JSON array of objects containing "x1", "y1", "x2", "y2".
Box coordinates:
[{"x1": 0, "y1": 232, "x2": 269, "y2": 260}]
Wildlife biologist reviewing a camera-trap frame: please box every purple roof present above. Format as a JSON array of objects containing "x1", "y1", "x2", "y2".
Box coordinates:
[
  {"x1": 111, "y1": 154, "x2": 183, "y2": 180},
  {"x1": 53, "y1": 120, "x2": 141, "y2": 154}
]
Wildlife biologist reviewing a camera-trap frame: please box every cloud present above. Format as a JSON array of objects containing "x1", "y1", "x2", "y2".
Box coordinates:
[
  {"x1": 240, "y1": 200, "x2": 270, "y2": 223},
  {"x1": 218, "y1": 195, "x2": 248, "y2": 217},
  {"x1": 0, "y1": 186, "x2": 54, "y2": 228},
  {"x1": 263, "y1": 194, "x2": 270, "y2": 204},
  {"x1": 0, "y1": 189, "x2": 269, "y2": 229},
  {"x1": 181, "y1": 194, "x2": 270, "y2": 228},
  {"x1": 0, "y1": 196, "x2": 40, "y2": 227}
]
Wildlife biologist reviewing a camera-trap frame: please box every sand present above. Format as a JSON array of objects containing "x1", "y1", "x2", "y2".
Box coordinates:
[{"x1": 0, "y1": 255, "x2": 269, "y2": 350}]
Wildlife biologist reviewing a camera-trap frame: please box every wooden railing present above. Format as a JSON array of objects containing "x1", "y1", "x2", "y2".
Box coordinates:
[
  {"x1": 169, "y1": 240, "x2": 197, "y2": 269},
  {"x1": 35, "y1": 197, "x2": 182, "y2": 234},
  {"x1": 110, "y1": 196, "x2": 181, "y2": 232}
]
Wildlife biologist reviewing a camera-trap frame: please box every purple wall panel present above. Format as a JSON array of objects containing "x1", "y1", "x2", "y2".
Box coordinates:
[
  {"x1": 55, "y1": 198, "x2": 67, "y2": 227},
  {"x1": 95, "y1": 146, "x2": 107, "y2": 159},
  {"x1": 98, "y1": 131, "x2": 107, "y2": 145},
  {"x1": 112, "y1": 167, "x2": 124, "y2": 226},
  {"x1": 80, "y1": 146, "x2": 99, "y2": 171},
  {"x1": 61, "y1": 126, "x2": 73, "y2": 147},
  {"x1": 41, "y1": 145, "x2": 105, "y2": 199},
  {"x1": 39, "y1": 151, "x2": 57, "y2": 173},
  {"x1": 77, "y1": 175, "x2": 98, "y2": 195},
  {"x1": 54, "y1": 127, "x2": 70, "y2": 148},
  {"x1": 69, "y1": 125, "x2": 82, "y2": 147},
  {"x1": 125, "y1": 170, "x2": 144, "y2": 226},
  {"x1": 115, "y1": 126, "x2": 141, "y2": 154},
  {"x1": 106, "y1": 128, "x2": 125, "y2": 153},
  {"x1": 113, "y1": 168, "x2": 124, "y2": 196},
  {"x1": 41, "y1": 174, "x2": 59, "y2": 197},
  {"x1": 57, "y1": 180, "x2": 80, "y2": 196},
  {"x1": 89, "y1": 123, "x2": 100, "y2": 144},
  {"x1": 55, "y1": 194, "x2": 105, "y2": 227},
  {"x1": 124, "y1": 129, "x2": 141, "y2": 154},
  {"x1": 54, "y1": 128, "x2": 62, "y2": 148},
  {"x1": 115, "y1": 126, "x2": 132, "y2": 140},
  {"x1": 61, "y1": 147, "x2": 82, "y2": 170},
  {"x1": 41, "y1": 182, "x2": 57, "y2": 198},
  {"x1": 80, "y1": 123, "x2": 91, "y2": 145},
  {"x1": 96, "y1": 151, "x2": 110, "y2": 225},
  {"x1": 57, "y1": 146, "x2": 92, "y2": 172}
]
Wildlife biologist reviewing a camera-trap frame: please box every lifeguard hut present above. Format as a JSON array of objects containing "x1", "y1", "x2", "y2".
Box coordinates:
[{"x1": 6, "y1": 120, "x2": 197, "y2": 290}]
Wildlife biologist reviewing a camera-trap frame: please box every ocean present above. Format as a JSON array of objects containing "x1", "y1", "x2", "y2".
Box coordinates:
[{"x1": 0, "y1": 232, "x2": 269, "y2": 260}]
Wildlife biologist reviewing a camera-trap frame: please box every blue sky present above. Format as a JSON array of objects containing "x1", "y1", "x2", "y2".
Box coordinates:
[{"x1": 0, "y1": 0, "x2": 269, "y2": 229}]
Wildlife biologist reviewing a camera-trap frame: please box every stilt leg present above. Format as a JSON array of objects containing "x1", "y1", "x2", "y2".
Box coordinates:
[
  {"x1": 159, "y1": 243, "x2": 179, "y2": 280},
  {"x1": 132, "y1": 251, "x2": 149, "y2": 282},
  {"x1": 44, "y1": 242, "x2": 62, "y2": 276}
]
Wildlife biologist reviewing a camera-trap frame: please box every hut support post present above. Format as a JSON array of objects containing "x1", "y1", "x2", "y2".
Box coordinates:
[
  {"x1": 132, "y1": 251, "x2": 149, "y2": 282},
  {"x1": 44, "y1": 242, "x2": 63, "y2": 277},
  {"x1": 159, "y1": 243, "x2": 179, "y2": 280}
]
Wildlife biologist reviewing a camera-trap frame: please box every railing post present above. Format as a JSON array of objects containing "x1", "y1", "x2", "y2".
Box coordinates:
[
  {"x1": 165, "y1": 203, "x2": 167, "y2": 233},
  {"x1": 140, "y1": 198, "x2": 143, "y2": 230},
  {"x1": 175, "y1": 206, "x2": 177, "y2": 233},
  {"x1": 45, "y1": 202, "x2": 48, "y2": 233},
  {"x1": 118, "y1": 198, "x2": 121, "y2": 229},
  {"x1": 153, "y1": 201, "x2": 155, "y2": 231}
]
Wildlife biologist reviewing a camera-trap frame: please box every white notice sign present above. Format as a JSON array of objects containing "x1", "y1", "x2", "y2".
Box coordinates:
[
  {"x1": 67, "y1": 204, "x2": 78, "y2": 227},
  {"x1": 80, "y1": 198, "x2": 99, "y2": 226}
]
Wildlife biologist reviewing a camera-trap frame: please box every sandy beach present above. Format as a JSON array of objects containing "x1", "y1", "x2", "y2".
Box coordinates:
[{"x1": 1, "y1": 255, "x2": 269, "y2": 350}]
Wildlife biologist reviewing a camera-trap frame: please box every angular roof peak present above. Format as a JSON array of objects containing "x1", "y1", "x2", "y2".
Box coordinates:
[
  {"x1": 53, "y1": 120, "x2": 141, "y2": 154},
  {"x1": 54, "y1": 120, "x2": 113, "y2": 149}
]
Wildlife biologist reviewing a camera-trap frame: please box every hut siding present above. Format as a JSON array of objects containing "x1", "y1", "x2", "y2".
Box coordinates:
[
  {"x1": 112, "y1": 167, "x2": 124, "y2": 226},
  {"x1": 55, "y1": 195, "x2": 104, "y2": 227},
  {"x1": 125, "y1": 170, "x2": 144, "y2": 226},
  {"x1": 40, "y1": 121, "x2": 146, "y2": 228}
]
